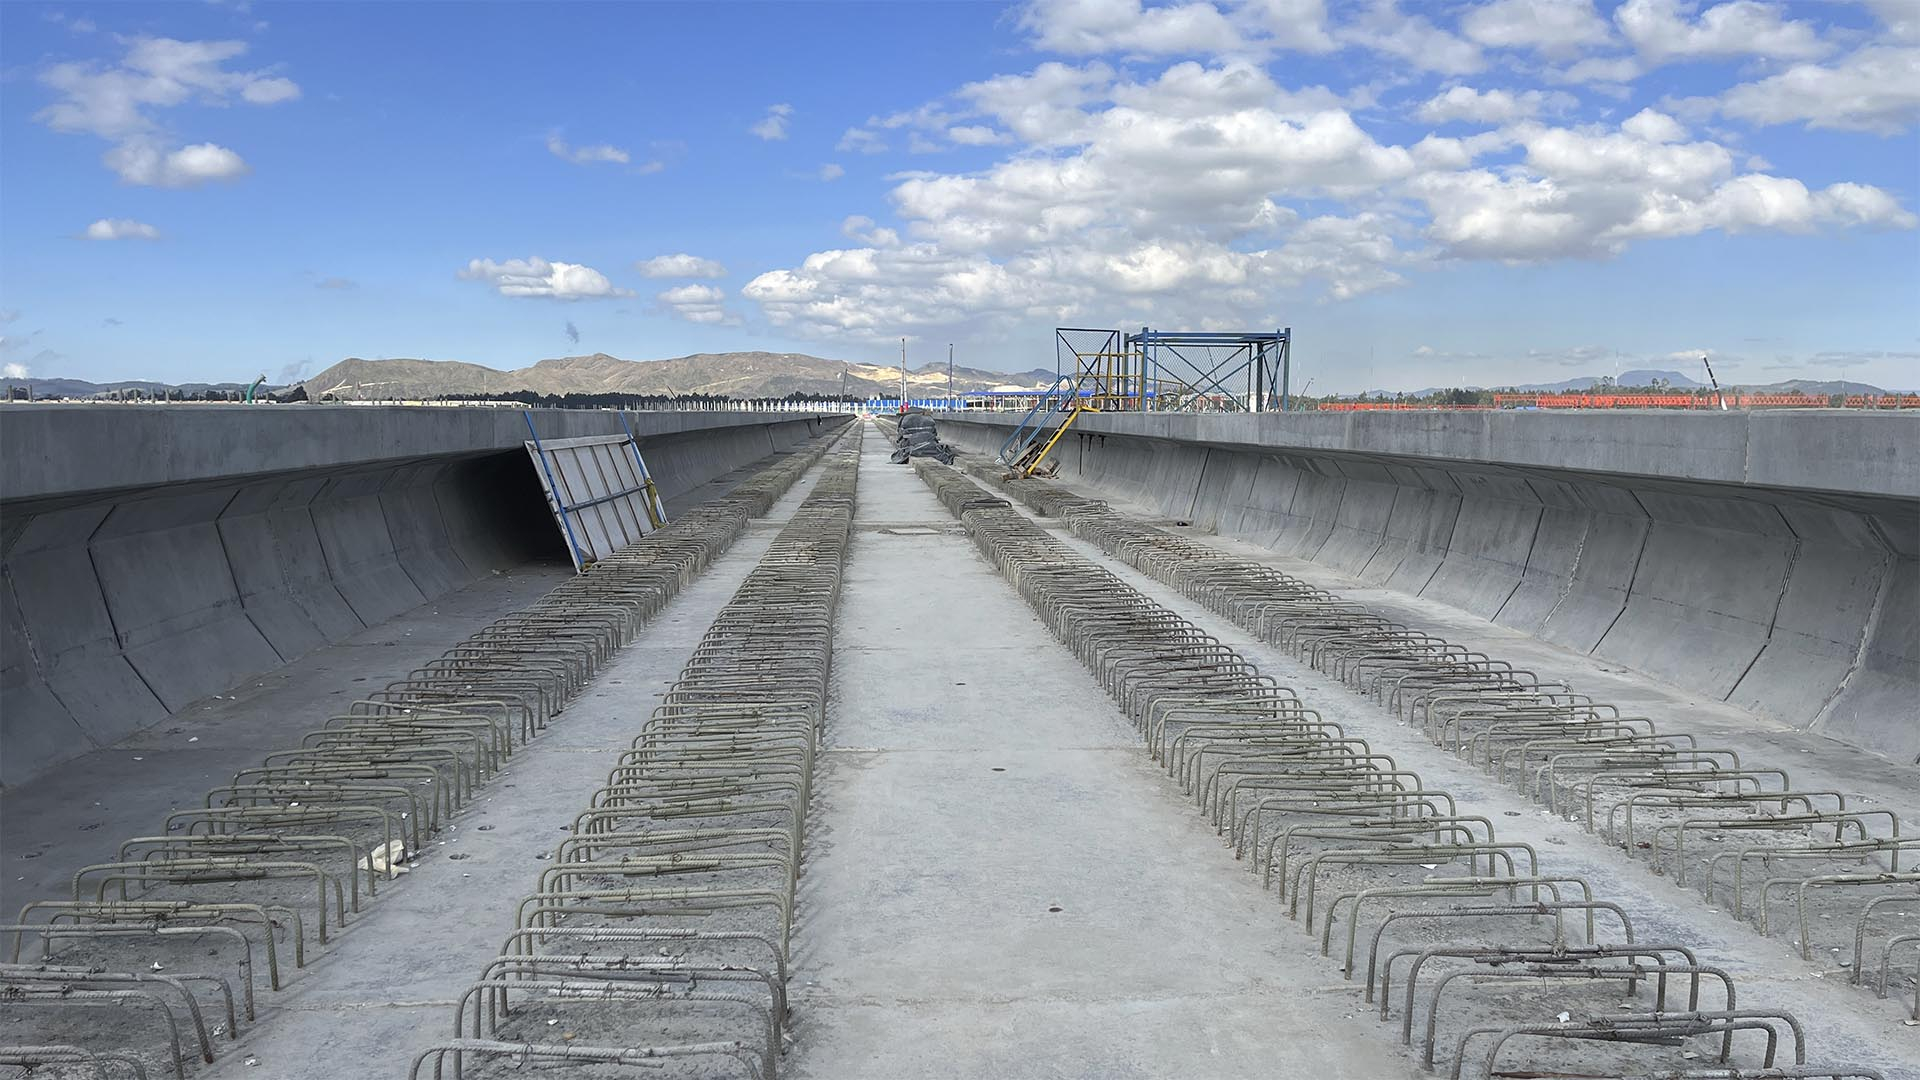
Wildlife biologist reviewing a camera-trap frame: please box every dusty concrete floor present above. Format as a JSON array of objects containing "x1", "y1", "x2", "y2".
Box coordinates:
[
  {"x1": 0, "y1": 457, "x2": 817, "y2": 1076},
  {"x1": 5, "y1": 430, "x2": 1913, "y2": 1078},
  {"x1": 949, "y1": 458, "x2": 1920, "y2": 1080},
  {"x1": 0, "y1": 465, "x2": 773, "y2": 921},
  {"x1": 1036, "y1": 477, "x2": 1920, "y2": 826},
  {"x1": 0, "y1": 562, "x2": 574, "y2": 922},
  {"x1": 785, "y1": 431, "x2": 1421, "y2": 1079},
  {"x1": 168, "y1": 467, "x2": 830, "y2": 1079}
]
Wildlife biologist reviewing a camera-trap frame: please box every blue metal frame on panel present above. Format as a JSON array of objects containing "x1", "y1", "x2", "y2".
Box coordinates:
[
  {"x1": 614, "y1": 410, "x2": 669, "y2": 528},
  {"x1": 522, "y1": 410, "x2": 590, "y2": 570}
]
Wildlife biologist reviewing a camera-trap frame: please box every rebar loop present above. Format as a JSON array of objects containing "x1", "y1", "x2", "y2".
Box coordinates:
[
  {"x1": 970, "y1": 458, "x2": 1918, "y2": 1004},
  {"x1": 419, "y1": 423, "x2": 862, "y2": 1079},
  {"x1": 909, "y1": 457, "x2": 1890, "y2": 1080},
  {"x1": 2, "y1": 428, "x2": 849, "y2": 1078}
]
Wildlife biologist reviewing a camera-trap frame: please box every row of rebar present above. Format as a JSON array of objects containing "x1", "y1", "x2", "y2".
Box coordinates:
[
  {"x1": 967, "y1": 461, "x2": 1919, "y2": 1022},
  {"x1": 913, "y1": 457, "x2": 1893, "y2": 1080},
  {"x1": 0, "y1": 433, "x2": 841, "y2": 1080},
  {"x1": 406, "y1": 423, "x2": 860, "y2": 1079}
]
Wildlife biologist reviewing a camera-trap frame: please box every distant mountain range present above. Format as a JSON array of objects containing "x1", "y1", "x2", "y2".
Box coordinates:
[
  {"x1": 298, "y1": 352, "x2": 1056, "y2": 401},
  {"x1": 1366, "y1": 369, "x2": 1896, "y2": 397},
  {"x1": 11, "y1": 377, "x2": 275, "y2": 399},
  {"x1": 8, "y1": 357, "x2": 1897, "y2": 403}
]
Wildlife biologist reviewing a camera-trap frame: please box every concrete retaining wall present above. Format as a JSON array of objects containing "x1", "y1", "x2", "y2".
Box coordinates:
[
  {"x1": 0, "y1": 406, "x2": 842, "y2": 787},
  {"x1": 942, "y1": 411, "x2": 1919, "y2": 764}
]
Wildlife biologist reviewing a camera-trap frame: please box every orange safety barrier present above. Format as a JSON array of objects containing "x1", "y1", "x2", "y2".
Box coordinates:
[{"x1": 1494, "y1": 393, "x2": 1709, "y2": 408}]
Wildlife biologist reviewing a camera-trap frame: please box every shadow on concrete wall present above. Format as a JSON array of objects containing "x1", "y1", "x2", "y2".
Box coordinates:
[
  {"x1": 0, "y1": 416, "x2": 829, "y2": 787},
  {"x1": 942, "y1": 420, "x2": 1918, "y2": 765}
]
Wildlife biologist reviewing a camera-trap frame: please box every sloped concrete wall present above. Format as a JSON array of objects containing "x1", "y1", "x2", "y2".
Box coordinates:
[
  {"x1": 0, "y1": 407, "x2": 841, "y2": 787},
  {"x1": 941, "y1": 412, "x2": 1918, "y2": 763}
]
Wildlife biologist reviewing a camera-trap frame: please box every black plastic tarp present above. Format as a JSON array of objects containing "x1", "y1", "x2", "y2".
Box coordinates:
[{"x1": 890, "y1": 412, "x2": 956, "y2": 464}]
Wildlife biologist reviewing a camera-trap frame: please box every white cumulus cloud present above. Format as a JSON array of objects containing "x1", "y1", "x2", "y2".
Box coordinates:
[
  {"x1": 104, "y1": 140, "x2": 248, "y2": 187},
  {"x1": 637, "y1": 254, "x2": 728, "y2": 279},
  {"x1": 547, "y1": 133, "x2": 630, "y2": 165},
  {"x1": 657, "y1": 284, "x2": 736, "y2": 324},
  {"x1": 1240, "y1": 0, "x2": 1336, "y2": 53},
  {"x1": 85, "y1": 217, "x2": 161, "y2": 240},
  {"x1": 1338, "y1": 0, "x2": 1485, "y2": 75},
  {"x1": 947, "y1": 124, "x2": 1014, "y2": 146},
  {"x1": 1412, "y1": 112, "x2": 1913, "y2": 261},
  {"x1": 1461, "y1": 0, "x2": 1612, "y2": 57},
  {"x1": 1720, "y1": 46, "x2": 1920, "y2": 134},
  {"x1": 750, "y1": 103, "x2": 794, "y2": 140},
  {"x1": 837, "y1": 127, "x2": 887, "y2": 153},
  {"x1": 1019, "y1": 0, "x2": 1246, "y2": 55},
  {"x1": 736, "y1": 44, "x2": 1915, "y2": 343},
  {"x1": 459, "y1": 257, "x2": 632, "y2": 300},
  {"x1": 1614, "y1": 0, "x2": 1831, "y2": 64},
  {"x1": 34, "y1": 35, "x2": 296, "y2": 186},
  {"x1": 1418, "y1": 86, "x2": 1573, "y2": 124}
]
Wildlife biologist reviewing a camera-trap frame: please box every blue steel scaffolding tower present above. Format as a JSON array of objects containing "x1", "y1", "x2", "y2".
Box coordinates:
[
  {"x1": 999, "y1": 325, "x2": 1294, "y2": 475},
  {"x1": 1123, "y1": 327, "x2": 1293, "y2": 412}
]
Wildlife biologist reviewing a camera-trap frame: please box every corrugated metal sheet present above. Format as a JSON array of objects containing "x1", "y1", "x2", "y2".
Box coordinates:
[{"x1": 523, "y1": 431, "x2": 667, "y2": 571}]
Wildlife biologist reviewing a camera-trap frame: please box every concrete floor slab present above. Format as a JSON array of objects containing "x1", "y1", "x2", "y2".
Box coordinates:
[
  {"x1": 955, "y1": 465, "x2": 1920, "y2": 1080},
  {"x1": 179, "y1": 469, "x2": 829, "y2": 1079},
  {"x1": 788, "y1": 433, "x2": 1418, "y2": 1080},
  {"x1": 0, "y1": 561, "x2": 570, "y2": 920},
  {"x1": 1052, "y1": 479, "x2": 1920, "y2": 819}
]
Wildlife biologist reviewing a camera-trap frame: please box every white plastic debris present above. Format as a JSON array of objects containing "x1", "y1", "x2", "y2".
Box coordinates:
[{"x1": 357, "y1": 839, "x2": 410, "y2": 878}]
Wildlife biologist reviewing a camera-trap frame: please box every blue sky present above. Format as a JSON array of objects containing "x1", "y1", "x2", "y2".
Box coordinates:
[{"x1": 1, "y1": 0, "x2": 1915, "y2": 392}]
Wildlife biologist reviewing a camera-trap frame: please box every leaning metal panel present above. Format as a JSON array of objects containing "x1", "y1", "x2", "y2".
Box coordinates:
[{"x1": 523, "y1": 420, "x2": 671, "y2": 572}]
